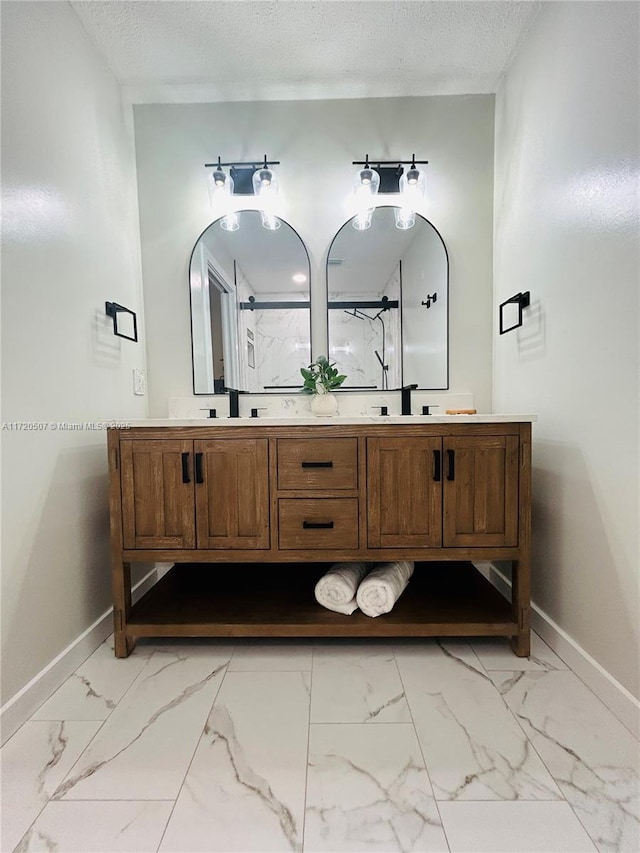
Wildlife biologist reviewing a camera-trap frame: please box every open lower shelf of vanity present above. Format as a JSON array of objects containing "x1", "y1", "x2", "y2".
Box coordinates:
[{"x1": 127, "y1": 561, "x2": 517, "y2": 640}]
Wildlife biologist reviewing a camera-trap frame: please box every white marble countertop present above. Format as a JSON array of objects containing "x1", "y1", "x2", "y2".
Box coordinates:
[{"x1": 125, "y1": 414, "x2": 537, "y2": 427}]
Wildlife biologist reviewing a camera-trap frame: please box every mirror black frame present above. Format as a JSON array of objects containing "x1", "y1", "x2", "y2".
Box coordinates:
[
  {"x1": 325, "y1": 206, "x2": 449, "y2": 391},
  {"x1": 188, "y1": 212, "x2": 312, "y2": 395}
]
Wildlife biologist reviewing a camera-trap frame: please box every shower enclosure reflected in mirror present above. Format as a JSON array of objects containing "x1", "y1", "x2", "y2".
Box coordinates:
[
  {"x1": 327, "y1": 207, "x2": 448, "y2": 390},
  {"x1": 189, "y1": 211, "x2": 311, "y2": 393}
]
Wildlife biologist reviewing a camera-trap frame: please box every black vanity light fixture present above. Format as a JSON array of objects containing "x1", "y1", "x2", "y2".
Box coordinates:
[
  {"x1": 351, "y1": 155, "x2": 428, "y2": 230},
  {"x1": 105, "y1": 301, "x2": 138, "y2": 342},
  {"x1": 499, "y1": 291, "x2": 531, "y2": 335},
  {"x1": 205, "y1": 156, "x2": 281, "y2": 231}
]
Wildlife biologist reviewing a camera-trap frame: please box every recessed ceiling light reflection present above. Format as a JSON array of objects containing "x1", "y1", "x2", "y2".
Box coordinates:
[{"x1": 292, "y1": 273, "x2": 307, "y2": 283}]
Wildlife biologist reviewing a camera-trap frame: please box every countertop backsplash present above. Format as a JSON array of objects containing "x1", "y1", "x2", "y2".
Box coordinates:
[{"x1": 168, "y1": 391, "x2": 476, "y2": 420}]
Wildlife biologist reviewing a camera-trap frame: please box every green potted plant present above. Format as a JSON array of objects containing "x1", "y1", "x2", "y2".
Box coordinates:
[{"x1": 300, "y1": 355, "x2": 346, "y2": 416}]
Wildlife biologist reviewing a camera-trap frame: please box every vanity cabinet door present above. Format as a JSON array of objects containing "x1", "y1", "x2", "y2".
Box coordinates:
[
  {"x1": 443, "y1": 435, "x2": 519, "y2": 547},
  {"x1": 367, "y1": 437, "x2": 442, "y2": 548},
  {"x1": 120, "y1": 440, "x2": 196, "y2": 550},
  {"x1": 194, "y1": 438, "x2": 270, "y2": 549}
]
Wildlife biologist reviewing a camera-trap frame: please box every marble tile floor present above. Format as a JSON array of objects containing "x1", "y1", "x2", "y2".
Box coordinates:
[{"x1": 1, "y1": 632, "x2": 638, "y2": 853}]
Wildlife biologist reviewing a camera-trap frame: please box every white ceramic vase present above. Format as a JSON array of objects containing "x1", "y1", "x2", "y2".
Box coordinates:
[{"x1": 309, "y1": 390, "x2": 339, "y2": 417}]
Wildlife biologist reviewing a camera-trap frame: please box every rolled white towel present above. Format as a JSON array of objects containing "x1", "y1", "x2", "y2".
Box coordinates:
[
  {"x1": 315, "y1": 562, "x2": 369, "y2": 614},
  {"x1": 356, "y1": 561, "x2": 415, "y2": 617}
]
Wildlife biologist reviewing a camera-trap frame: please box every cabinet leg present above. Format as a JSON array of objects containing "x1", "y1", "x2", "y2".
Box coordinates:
[
  {"x1": 112, "y1": 559, "x2": 133, "y2": 658},
  {"x1": 511, "y1": 557, "x2": 531, "y2": 658},
  {"x1": 510, "y1": 626, "x2": 530, "y2": 657},
  {"x1": 113, "y1": 622, "x2": 136, "y2": 658}
]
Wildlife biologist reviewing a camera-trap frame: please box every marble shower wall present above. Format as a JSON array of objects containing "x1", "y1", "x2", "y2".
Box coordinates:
[
  {"x1": 252, "y1": 298, "x2": 311, "y2": 391},
  {"x1": 328, "y1": 267, "x2": 401, "y2": 391}
]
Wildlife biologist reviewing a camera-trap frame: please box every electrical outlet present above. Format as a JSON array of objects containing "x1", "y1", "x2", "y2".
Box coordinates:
[{"x1": 133, "y1": 368, "x2": 146, "y2": 396}]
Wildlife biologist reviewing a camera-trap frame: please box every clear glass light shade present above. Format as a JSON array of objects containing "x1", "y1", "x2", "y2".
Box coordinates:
[
  {"x1": 252, "y1": 167, "x2": 279, "y2": 196},
  {"x1": 394, "y1": 207, "x2": 416, "y2": 230},
  {"x1": 399, "y1": 167, "x2": 426, "y2": 206},
  {"x1": 260, "y1": 211, "x2": 281, "y2": 231},
  {"x1": 353, "y1": 166, "x2": 380, "y2": 211},
  {"x1": 353, "y1": 167, "x2": 380, "y2": 197},
  {"x1": 352, "y1": 211, "x2": 373, "y2": 230},
  {"x1": 207, "y1": 168, "x2": 234, "y2": 208},
  {"x1": 253, "y1": 167, "x2": 280, "y2": 230},
  {"x1": 352, "y1": 166, "x2": 379, "y2": 230},
  {"x1": 220, "y1": 211, "x2": 240, "y2": 231},
  {"x1": 395, "y1": 167, "x2": 426, "y2": 230}
]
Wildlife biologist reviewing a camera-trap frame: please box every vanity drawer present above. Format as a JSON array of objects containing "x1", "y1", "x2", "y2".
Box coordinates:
[
  {"x1": 277, "y1": 438, "x2": 358, "y2": 490},
  {"x1": 278, "y1": 498, "x2": 359, "y2": 549}
]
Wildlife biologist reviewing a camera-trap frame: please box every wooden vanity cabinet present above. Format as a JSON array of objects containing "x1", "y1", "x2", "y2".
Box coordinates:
[
  {"x1": 367, "y1": 436, "x2": 442, "y2": 548},
  {"x1": 108, "y1": 421, "x2": 531, "y2": 659},
  {"x1": 366, "y1": 433, "x2": 520, "y2": 548},
  {"x1": 443, "y1": 435, "x2": 520, "y2": 547},
  {"x1": 120, "y1": 439, "x2": 195, "y2": 550},
  {"x1": 194, "y1": 438, "x2": 270, "y2": 550},
  {"x1": 119, "y1": 437, "x2": 269, "y2": 551}
]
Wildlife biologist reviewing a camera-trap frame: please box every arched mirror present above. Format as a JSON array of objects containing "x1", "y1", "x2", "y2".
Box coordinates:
[
  {"x1": 327, "y1": 207, "x2": 448, "y2": 390},
  {"x1": 189, "y1": 211, "x2": 311, "y2": 393}
]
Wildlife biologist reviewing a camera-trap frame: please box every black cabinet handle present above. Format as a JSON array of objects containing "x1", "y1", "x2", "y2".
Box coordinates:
[
  {"x1": 301, "y1": 461, "x2": 333, "y2": 468},
  {"x1": 181, "y1": 452, "x2": 190, "y2": 484},
  {"x1": 446, "y1": 449, "x2": 455, "y2": 481},
  {"x1": 303, "y1": 520, "x2": 334, "y2": 529},
  {"x1": 195, "y1": 452, "x2": 204, "y2": 484},
  {"x1": 433, "y1": 450, "x2": 441, "y2": 482}
]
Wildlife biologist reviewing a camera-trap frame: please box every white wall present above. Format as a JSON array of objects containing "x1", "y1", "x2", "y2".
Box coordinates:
[
  {"x1": 494, "y1": 1, "x2": 639, "y2": 697},
  {"x1": 133, "y1": 96, "x2": 495, "y2": 415},
  {"x1": 1, "y1": 2, "x2": 147, "y2": 704}
]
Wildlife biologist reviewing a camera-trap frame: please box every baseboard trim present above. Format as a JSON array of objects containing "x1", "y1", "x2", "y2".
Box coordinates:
[
  {"x1": 478, "y1": 562, "x2": 640, "y2": 739},
  {"x1": 0, "y1": 568, "x2": 158, "y2": 746}
]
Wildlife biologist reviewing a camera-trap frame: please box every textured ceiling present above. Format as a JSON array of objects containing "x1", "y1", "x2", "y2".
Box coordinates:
[{"x1": 70, "y1": 0, "x2": 541, "y2": 103}]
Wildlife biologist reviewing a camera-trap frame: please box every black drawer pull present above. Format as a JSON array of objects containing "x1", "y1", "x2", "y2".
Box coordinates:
[
  {"x1": 433, "y1": 449, "x2": 441, "y2": 482},
  {"x1": 181, "y1": 452, "x2": 190, "y2": 484},
  {"x1": 303, "y1": 520, "x2": 335, "y2": 529},
  {"x1": 446, "y1": 449, "x2": 455, "y2": 481},
  {"x1": 195, "y1": 452, "x2": 204, "y2": 484},
  {"x1": 301, "y1": 460, "x2": 333, "y2": 468}
]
